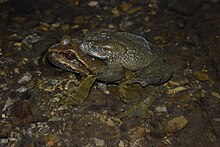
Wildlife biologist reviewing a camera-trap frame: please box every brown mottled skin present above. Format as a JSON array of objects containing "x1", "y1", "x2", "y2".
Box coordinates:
[{"x1": 46, "y1": 30, "x2": 172, "y2": 86}]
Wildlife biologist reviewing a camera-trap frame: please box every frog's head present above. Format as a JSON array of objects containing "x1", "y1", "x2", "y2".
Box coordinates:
[
  {"x1": 46, "y1": 35, "x2": 91, "y2": 75},
  {"x1": 46, "y1": 35, "x2": 106, "y2": 75}
]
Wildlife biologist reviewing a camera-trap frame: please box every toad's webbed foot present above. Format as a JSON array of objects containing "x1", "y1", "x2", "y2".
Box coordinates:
[
  {"x1": 117, "y1": 84, "x2": 157, "y2": 118},
  {"x1": 56, "y1": 75, "x2": 96, "y2": 107}
]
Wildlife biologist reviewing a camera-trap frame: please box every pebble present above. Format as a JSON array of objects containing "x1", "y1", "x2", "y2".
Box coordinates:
[
  {"x1": 112, "y1": 8, "x2": 120, "y2": 16},
  {"x1": 127, "y1": 7, "x2": 142, "y2": 14},
  {"x1": 156, "y1": 106, "x2": 168, "y2": 114},
  {"x1": 2, "y1": 98, "x2": 14, "y2": 111},
  {"x1": 194, "y1": 71, "x2": 210, "y2": 81},
  {"x1": 211, "y1": 91, "x2": 220, "y2": 99},
  {"x1": 51, "y1": 22, "x2": 60, "y2": 29},
  {"x1": 16, "y1": 86, "x2": 27, "y2": 93},
  {"x1": 93, "y1": 138, "x2": 105, "y2": 146},
  {"x1": 9, "y1": 33, "x2": 22, "y2": 41},
  {"x1": 167, "y1": 86, "x2": 187, "y2": 95},
  {"x1": 50, "y1": 79, "x2": 59, "y2": 85},
  {"x1": 88, "y1": 1, "x2": 98, "y2": 7},
  {"x1": 118, "y1": 140, "x2": 125, "y2": 147},
  {"x1": 22, "y1": 38, "x2": 32, "y2": 49},
  {"x1": 108, "y1": 24, "x2": 115, "y2": 29},
  {"x1": 17, "y1": 72, "x2": 32, "y2": 84},
  {"x1": 164, "y1": 115, "x2": 188, "y2": 133},
  {"x1": 128, "y1": 126, "x2": 146, "y2": 140},
  {"x1": 27, "y1": 33, "x2": 41, "y2": 44},
  {"x1": 61, "y1": 24, "x2": 70, "y2": 31}
]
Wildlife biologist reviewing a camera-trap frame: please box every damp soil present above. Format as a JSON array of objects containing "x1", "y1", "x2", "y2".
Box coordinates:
[{"x1": 0, "y1": 0, "x2": 220, "y2": 146}]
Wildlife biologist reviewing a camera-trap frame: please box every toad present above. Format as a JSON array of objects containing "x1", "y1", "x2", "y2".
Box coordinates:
[{"x1": 46, "y1": 30, "x2": 172, "y2": 117}]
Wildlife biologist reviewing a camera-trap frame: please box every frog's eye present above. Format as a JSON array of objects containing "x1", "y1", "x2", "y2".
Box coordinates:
[{"x1": 64, "y1": 51, "x2": 76, "y2": 60}]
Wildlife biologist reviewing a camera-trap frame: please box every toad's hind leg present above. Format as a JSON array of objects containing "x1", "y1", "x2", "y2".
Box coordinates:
[{"x1": 117, "y1": 85, "x2": 158, "y2": 118}]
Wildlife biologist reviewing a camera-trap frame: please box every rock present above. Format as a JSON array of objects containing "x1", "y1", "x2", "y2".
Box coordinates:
[
  {"x1": 150, "y1": 115, "x2": 188, "y2": 136},
  {"x1": 112, "y1": 7, "x2": 120, "y2": 16},
  {"x1": 93, "y1": 138, "x2": 105, "y2": 146},
  {"x1": 88, "y1": 1, "x2": 98, "y2": 7},
  {"x1": 194, "y1": 71, "x2": 210, "y2": 81},
  {"x1": 168, "y1": 0, "x2": 202, "y2": 15},
  {"x1": 211, "y1": 91, "x2": 220, "y2": 100},
  {"x1": 156, "y1": 106, "x2": 168, "y2": 114},
  {"x1": 118, "y1": 140, "x2": 125, "y2": 147},
  {"x1": 167, "y1": 86, "x2": 187, "y2": 95},
  {"x1": 16, "y1": 86, "x2": 27, "y2": 93},
  {"x1": 17, "y1": 72, "x2": 32, "y2": 84},
  {"x1": 9, "y1": 33, "x2": 22, "y2": 41},
  {"x1": 128, "y1": 126, "x2": 146, "y2": 140},
  {"x1": 164, "y1": 115, "x2": 188, "y2": 133}
]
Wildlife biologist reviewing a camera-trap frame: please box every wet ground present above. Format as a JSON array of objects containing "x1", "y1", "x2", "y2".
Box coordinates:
[{"x1": 0, "y1": 0, "x2": 220, "y2": 146}]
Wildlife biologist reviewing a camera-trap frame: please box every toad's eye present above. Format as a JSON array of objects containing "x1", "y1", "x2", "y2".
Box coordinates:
[{"x1": 64, "y1": 51, "x2": 76, "y2": 60}]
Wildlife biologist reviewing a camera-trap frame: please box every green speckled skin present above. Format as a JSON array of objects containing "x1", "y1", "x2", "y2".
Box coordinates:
[
  {"x1": 79, "y1": 30, "x2": 172, "y2": 86},
  {"x1": 47, "y1": 30, "x2": 172, "y2": 87}
]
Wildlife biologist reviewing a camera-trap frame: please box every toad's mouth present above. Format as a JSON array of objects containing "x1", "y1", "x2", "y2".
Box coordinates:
[{"x1": 46, "y1": 52, "x2": 91, "y2": 75}]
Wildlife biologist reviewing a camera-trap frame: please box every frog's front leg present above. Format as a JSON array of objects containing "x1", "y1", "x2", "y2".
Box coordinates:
[
  {"x1": 61, "y1": 75, "x2": 96, "y2": 106},
  {"x1": 118, "y1": 82, "x2": 158, "y2": 118}
]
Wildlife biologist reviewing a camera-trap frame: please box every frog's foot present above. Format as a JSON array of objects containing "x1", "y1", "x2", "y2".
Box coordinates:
[
  {"x1": 117, "y1": 84, "x2": 157, "y2": 118},
  {"x1": 56, "y1": 75, "x2": 96, "y2": 107}
]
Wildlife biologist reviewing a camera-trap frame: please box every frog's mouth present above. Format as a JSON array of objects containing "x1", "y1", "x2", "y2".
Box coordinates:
[{"x1": 46, "y1": 51, "x2": 91, "y2": 75}]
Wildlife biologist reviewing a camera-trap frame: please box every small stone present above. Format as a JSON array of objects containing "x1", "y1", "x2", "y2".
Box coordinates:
[
  {"x1": 121, "y1": 2, "x2": 132, "y2": 11},
  {"x1": 16, "y1": 86, "x2": 27, "y2": 93},
  {"x1": 88, "y1": 1, "x2": 98, "y2": 7},
  {"x1": 164, "y1": 115, "x2": 188, "y2": 133},
  {"x1": 214, "y1": 118, "x2": 220, "y2": 122},
  {"x1": 2, "y1": 114, "x2": 6, "y2": 118},
  {"x1": 22, "y1": 38, "x2": 32, "y2": 48},
  {"x1": 108, "y1": 24, "x2": 115, "y2": 29},
  {"x1": 118, "y1": 140, "x2": 125, "y2": 147},
  {"x1": 127, "y1": 7, "x2": 142, "y2": 14},
  {"x1": 97, "y1": 83, "x2": 109, "y2": 94},
  {"x1": 51, "y1": 22, "x2": 60, "y2": 29},
  {"x1": 61, "y1": 24, "x2": 70, "y2": 31},
  {"x1": 167, "y1": 80, "x2": 181, "y2": 86},
  {"x1": 40, "y1": 22, "x2": 50, "y2": 27},
  {"x1": 2, "y1": 98, "x2": 14, "y2": 111},
  {"x1": 9, "y1": 33, "x2": 22, "y2": 41},
  {"x1": 167, "y1": 86, "x2": 187, "y2": 95},
  {"x1": 17, "y1": 72, "x2": 32, "y2": 84},
  {"x1": 71, "y1": 25, "x2": 79, "y2": 29},
  {"x1": 28, "y1": 34, "x2": 41, "y2": 44},
  {"x1": 44, "y1": 135, "x2": 59, "y2": 147},
  {"x1": 144, "y1": 16, "x2": 150, "y2": 22},
  {"x1": 93, "y1": 138, "x2": 105, "y2": 146},
  {"x1": 194, "y1": 71, "x2": 210, "y2": 81},
  {"x1": 128, "y1": 126, "x2": 146, "y2": 140},
  {"x1": 112, "y1": 7, "x2": 120, "y2": 16},
  {"x1": 156, "y1": 106, "x2": 168, "y2": 114},
  {"x1": 50, "y1": 79, "x2": 59, "y2": 85},
  {"x1": 37, "y1": 25, "x2": 48, "y2": 31},
  {"x1": 211, "y1": 91, "x2": 220, "y2": 99}
]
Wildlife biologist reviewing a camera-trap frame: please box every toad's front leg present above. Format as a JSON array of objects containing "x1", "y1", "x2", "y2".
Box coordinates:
[{"x1": 59, "y1": 75, "x2": 96, "y2": 106}]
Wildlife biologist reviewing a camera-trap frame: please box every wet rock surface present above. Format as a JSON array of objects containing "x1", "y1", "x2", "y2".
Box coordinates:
[{"x1": 0, "y1": 0, "x2": 220, "y2": 146}]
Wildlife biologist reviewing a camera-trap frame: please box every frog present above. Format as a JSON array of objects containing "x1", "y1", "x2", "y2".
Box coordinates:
[{"x1": 46, "y1": 30, "x2": 172, "y2": 117}]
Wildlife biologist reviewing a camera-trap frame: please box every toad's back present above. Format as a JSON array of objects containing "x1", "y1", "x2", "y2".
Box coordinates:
[{"x1": 80, "y1": 30, "x2": 160, "y2": 71}]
